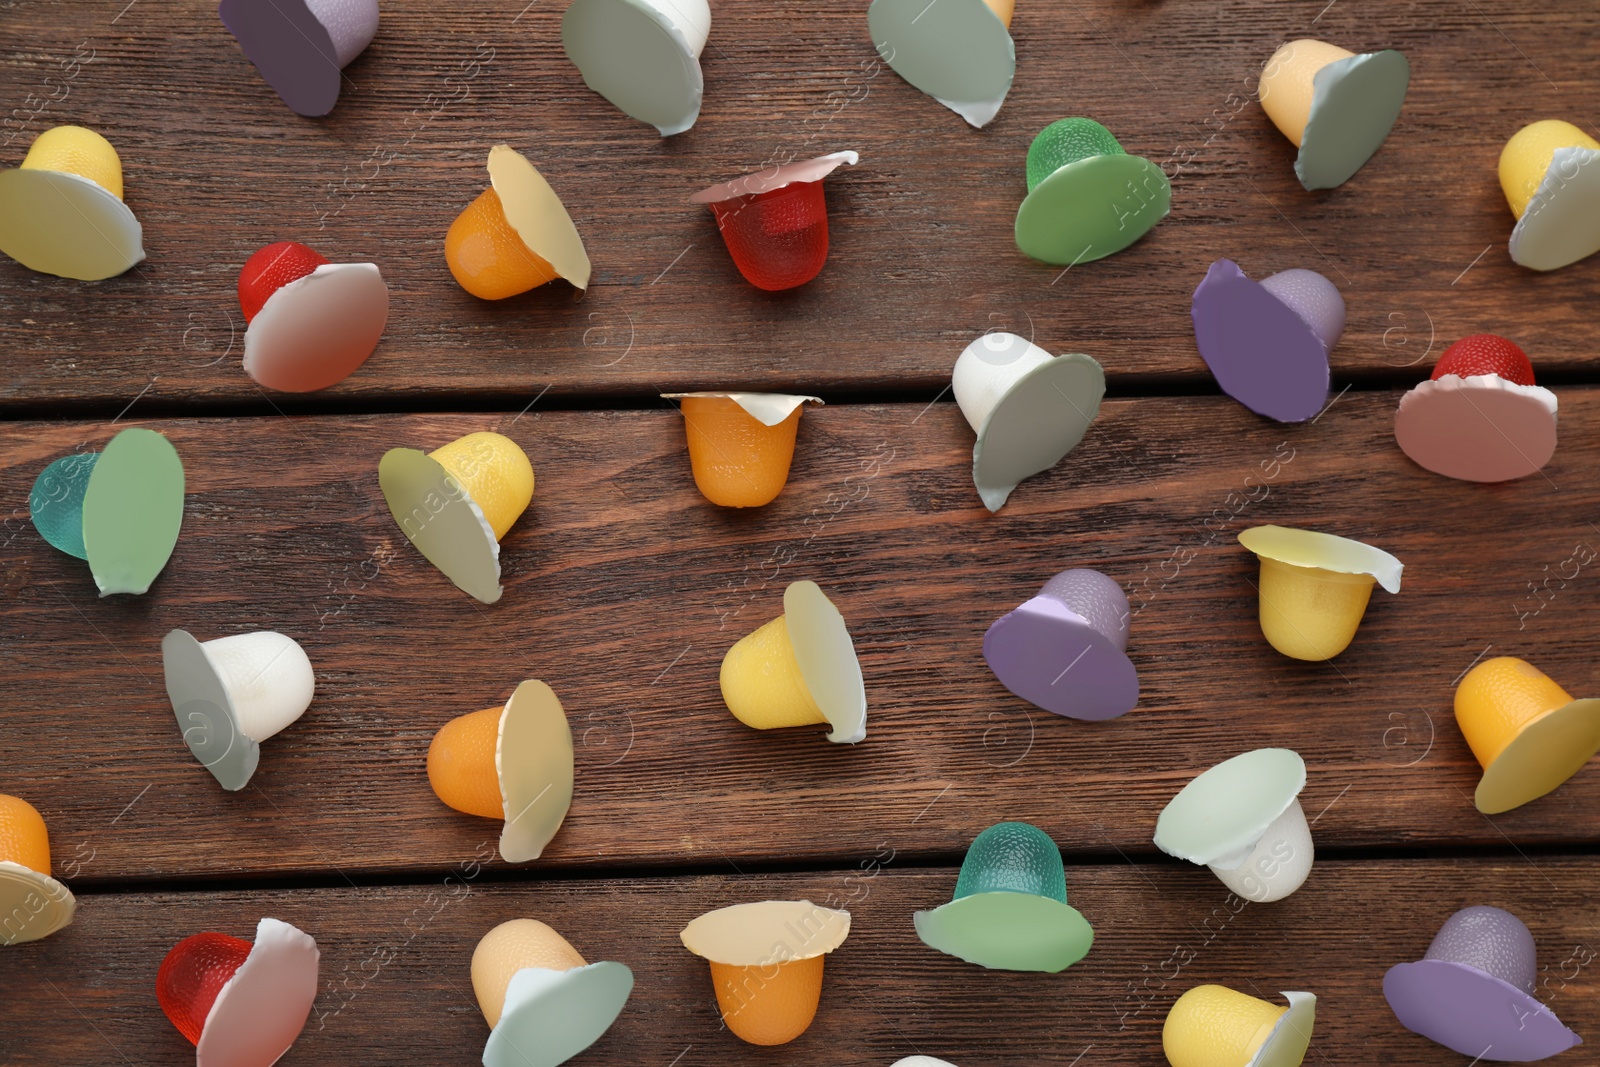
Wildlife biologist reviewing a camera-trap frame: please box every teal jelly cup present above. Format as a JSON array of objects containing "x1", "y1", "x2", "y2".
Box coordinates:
[
  {"x1": 914, "y1": 821, "x2": 1094, "y2": 972},
  {"x1": 1014, "y1": 118, "x2": 1170, "y2": 267}
]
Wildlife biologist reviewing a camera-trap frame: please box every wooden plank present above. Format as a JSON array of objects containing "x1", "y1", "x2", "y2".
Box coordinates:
[
  {"x1": 2, "y1": 0, "x2": 1597, "y2": 410},
  {"x1": 4, "y1": 860, "x2": 1598, "y2": 1065},
  {"x1": 4, "y1": 393, "x2": 1600, "y2": 880}
]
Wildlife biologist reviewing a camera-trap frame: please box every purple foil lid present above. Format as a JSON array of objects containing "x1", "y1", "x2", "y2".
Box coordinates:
[
  {"x1": 1191, "y1": 259, "x2": 1343, "y2": 423},
  {"x1": 982, "y1": 568, "x2": 1138, "y2": 721},
  {"x1": 219, "y1": 0, "x2": 378, "y2": 117}
]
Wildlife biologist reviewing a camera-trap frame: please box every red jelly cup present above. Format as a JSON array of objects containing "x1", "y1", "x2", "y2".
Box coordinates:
[
  {"x1": 158, "y1": 932, "x2": 253, "y2": 1044},
  {"x1": 691, "y1": 151, "x2": 858, "y2": 292}
]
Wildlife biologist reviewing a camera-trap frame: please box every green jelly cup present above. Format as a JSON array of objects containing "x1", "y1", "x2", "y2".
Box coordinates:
[
  {"x1": 1014, "y1": 118, "x2": 1170, "y2": 267},
  {"x1": 914, "y1": 821, "x2": 1094, "y2": 972}
]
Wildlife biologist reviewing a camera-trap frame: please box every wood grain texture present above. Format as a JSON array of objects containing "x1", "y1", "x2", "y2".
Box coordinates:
[
  {"x1": 1, "y1": 0, "x2": 1598, "y2": 410},
  {"x1": 4, "y1": 393, "x2": 1600, "y2": 881},
  {"x1": 4, "y1": 861, "x2": 1598, "y2": 1066}
]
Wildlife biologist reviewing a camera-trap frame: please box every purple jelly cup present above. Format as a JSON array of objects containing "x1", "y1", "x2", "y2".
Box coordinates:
[
  {"x1": 219, "y1": 0, "x2": 379, "y2": 117},
  {"x1": 982, "y1": 568, "x2": 1138, "y2": 721}
]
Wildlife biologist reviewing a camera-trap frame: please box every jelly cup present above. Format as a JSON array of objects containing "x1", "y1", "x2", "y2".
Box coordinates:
[
  {"x1": 1454, "y1": 656, "x2": 1600, "y2": 815},
  {"x1": 219, "y1": 0, "x2": 376, "y2": 116},
  {"x1": 472, "y1": 919, "x2": 633, "y2": 1067},
  {"x1": 237, "y1": 240, "x2": 388, "y2": 392},
  {"x1": 1014, "y1": 118, "x2": 1170, "y2": 266},
  {"x1": 379, "y1": 430, "x2": 535, "y2": 604},
  {"x1": 1237, "y1": 525, "x2": 1402, "y2": 661},
  {"x1": 661, "y1": 392, "x2": 822, "y2": 507},
  {"x1": 0, "y1": 794, "x2": 75, "y2": 946},
  {"x1": 428, "y1": 680, "x2": 574, "y2": 863},
  {"x1": 446, "y1": 145, "x2": 591, "y2": 300},
  {"x1": 893, "y1": 1060, "x2": 962, "y2": 1067},
  {"x1": 156, "y1": 918, "x2": 319, "y2": 1067},
  {"x1": 162, "y1": 629, "x2": 316, "y2": 792},
  {"x1": 915, "y1": 821, "x2": 1094, "y2": 972},
  {"x1": 953, "y1": 331, "x2": 1105, "y2": 512},
  {"x1": 1155, "y1": 748, "x2": 1314, "y2": 903},
  {"x1": 0, "y1": 125, "x2": 144, "y2": 280},
  {"x1": 720, "y1": 580, "x2": 866, "y2": 744},
  {"x1": 562, "y1": 0, "x2": 709, "y2": 136},
  {"x1": 1258, "y1": 39, "x2": 1409, "y2": 190},
  {"x1": 690, "y1": 152, "x2": 858, "y2": 291},
  {"x1": 1395, "y1": 333, "x2": 1558, "y2": 483},
  {"x1": 1164, "y1": 985, "x2": 1317, "y2": 1067},
  {"x1": 1500, "y1": 120, "x2": 1600, "y2": 271},
  {"x1": 1191, "y1": 260, "x2": 1345, "y2": 422},
  {"x1": 1385, "y1": 905, "x2": 1582, "y2": 1061},
  {"x1": 867, "y1": 0, "x2": 1014, "y2": 127},
  {"x1": 29, "y1": 427, "x2": 185, "y2": 597},
  {"x1": 983, "y1": 567, "x2": 1139, "y2": 720},
  {"x1": 680, "y1": 900, "x2": 850, "y2": 1045}
]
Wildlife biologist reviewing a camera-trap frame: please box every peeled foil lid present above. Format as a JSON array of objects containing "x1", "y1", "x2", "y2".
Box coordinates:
[
  {"x1": 196, "y1": 918, "x2": 319, "y2": 1067},
  {"x1": 1298, "y1": 50, "x2": 1409, "y2": 190},
  {"x1": 1252, "y1": 991, "x2": 1317, "y2": 1067},
  {"x1": 497, "y1": 680, "x2": 575, "y2": 863},
  {"x1": 379, "y1": 447, "x2": 503, "y2": 604},
  {"x1": 1384, "y1": 960, "x2": 1581, "y2": 1061},
  {"x1": 29, "y1": 452, "x2": 98, "y2": 559},
  {"x1": 81, "y1": 427, "x2": 185, "y2": 596},
  {"x1": 243, "y1": 262, "x2": 388, "y2": 392},
  {"x1": 488, "y1": 146, "x2": 591, "y2": 290},
  {"x1": 1510, "y1": 146, "x2": 1600, "y2": 271},
  {"x1": 689, "y1": 153, "x2": 858, "y2": 205},
  {"x1": 1015, "y1": 154, "x2": 1171, "y2": 266},
  {"x1": 972, "y1": 352, "x2": 1106, "y2": 512},
  {"x1": 914, "y1": 891, "x2": 1095, "y2": 972},
  {"x1": 484, "y1": 962, "x2": 634, "y2": 1067},
  {"x1": 163, "y1": 628, "x2": 260, "y2": 792},
  {"x1": 1395, "y1": 374, "x2": 1558, "y2": 483},
  {"x1": 783, "y1": 580, "x2": 866, "y2": 744},
  {"x1": 661, "y1": 392, "x2": 823, "y2": 426},
  {"x1": 1238, "y1": 525, "x2": 1403, "y2": 593},
  {"x1": 562, "y1": 0, "x2": 706, "y2": 136},
  {"x1": 0, "y1": 167, "x2": 144, "y2": 280},
  {"x1": 1155, "y1": 748, "x2": 1307, "y2": 868},
  {"x1": 0, "y1": 861, "x2": 76, "y2": 945},
  {"x1": 680, "y1": 900, "x2": 851, "y2": 965},
  {"x1": 867, "y1": 0, "x2": 1013, "y2": 128}
]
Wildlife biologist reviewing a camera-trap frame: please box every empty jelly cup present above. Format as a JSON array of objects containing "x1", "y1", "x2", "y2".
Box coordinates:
[
  {"x1": 689, "y1": 152, "x2": 858, "y2": 291},
  {"x1": 472, "y1": 919, "x2": 633, "y2": 1067},
  {"x1": 0, "y1": 125, "x2": 144, "y2": 280},
  {"x1": 867, "y1": 0, "x2": 1014, "y2": 127},
  {"x1": 237, "y1": 240, "x2": 388, "y2": 392},
  {"x1": 0, "y1": 794, "x2": 75, "y2": 946},
  {"x1": 915, "y1": 821, "x2": 1094, "y2": 972},
  {"x1": 446, "y1": 145, "x2": 591, "y2": 300},
  {"x1": 1164, "y1": 985, "x2": 1316, "y2": 1067},
  {"x1": 661, "y1": 392, "x2": 822, "y2": 507},
  {"x1": 720, "y1": 580, "x2": 866, "y2": 744},
  {"x1": 156, "y1": 918, "x2": 319, "y2": 1067},
  {"x1": 379, "y1": 430, "x2": 535, "y2": 604},
  {"x1": 1395, "y1": 333, "x2": 1557, "y2": 483},
  {"x1": 1500, "y1": 120, "x2": 1600, "y2": 272},
  {"x1": 428, "y1": 680, "x2": 574, "y2": 863},
  {"x1": 680, "y1": 900, "x2": 850, "y2": 1045},
  {"x1": 1257, "y1": 39, "x2": 1409, "y2": 190},
  {"x1": 1385, "y1": 906, "x2": 1581, "y2": 1061},
  {"x1": 1237, "y1": 525, "x2": 1402, "y2": 661},
  {"x1": 219, "y1": 0, "x2": 376, "y2": 116},
  {"x1": 162, "y1": 629, "x2": 316, "y2": 792},
  {"x1": 953, "y1": 331, "x2": 1105, "y2": 512},
  {"x1": 1454, "y1": 656, "x2": 1600, "y2": 815},
  {"x1": 1014, "y1": 118, "x2": 1170, "y2": 266},
  {"x1": 1191, "y1": 260, "x2": 1344, "y2": 422},
  {"x1": 30, "y1": 427, "x2": 185, "y2": 597},
  {"x1": 1155, "y1": 748, "x2": 1313, "y2": 903},
  {"x1": 562, "y1": 0, "x2": 709, "y2": 136},
  {"x1": 983, "y1": 567, "x2": 1139, "y2": 720}
]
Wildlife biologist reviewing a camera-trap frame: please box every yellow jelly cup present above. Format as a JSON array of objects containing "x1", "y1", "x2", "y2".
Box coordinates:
[
  {"x1": 1238, "y1": 526, "x2": 1402, "y2": 661},
  {"x1": 1499, "y1": 119, "x2": 1600, "y2": 272},
  {"x1": 661, "y1": 393, "x2": 822, "y2": 508},
  {"x1": 1454, "y1": 656, "x2": 1600, "y2": 815},
  {"x1": 680, "y1": 900, "x2": 850, "y2": 1046},
  {"x1": 0, "y1": 125, "x2": 145, "y2": 280},
  {"x1": 446, "y1": 145, "x2": 591, "y2": 300},
  {"x1": 427, "y1": 680, "x2": 573, "y2": 862},
  {"x1": 0, "y1": 793, "x2": 76, "y2": 945},
  {"x1": 472, "y1": 919, "x2": 633, "y2": 1067},
  {"x1": 1257, "y1": 40, "x2": 1408, "y2": 191},
  {"x1": 380, "y1": 431, "x2": 534, "y2": 604},
  {"x1": 719, "y1": 580, "x2": 866, "y2": 743},
  {"x1": 1164, "y1": 985, "x2": 1316, "y2": 1067}
]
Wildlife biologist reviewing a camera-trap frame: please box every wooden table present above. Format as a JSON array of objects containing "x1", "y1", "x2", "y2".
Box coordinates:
[{"x1": 3, "y1": 1, "x2": 1598, "y2": 1063}]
